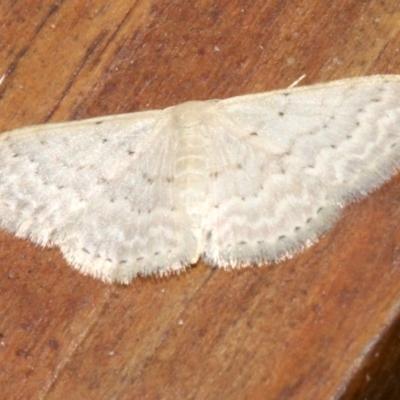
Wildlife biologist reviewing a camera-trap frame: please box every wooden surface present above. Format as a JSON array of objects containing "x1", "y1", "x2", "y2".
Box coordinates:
[{"x1": 1, "y1": 1, "x2": 400, "y2": 399}]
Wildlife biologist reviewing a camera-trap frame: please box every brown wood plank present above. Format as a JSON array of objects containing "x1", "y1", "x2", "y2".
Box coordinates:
[{"x1": 1, "y1": 1, "x2": 400, "y2": 399}]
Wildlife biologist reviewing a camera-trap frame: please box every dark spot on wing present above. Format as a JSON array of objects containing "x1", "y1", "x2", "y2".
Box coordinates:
[
  {"x1": 143, "y1": 173, "x2": 154, "y2": 184},
  {"x1": 210, "y1": 171, "x2": 219, "y2": 178}
]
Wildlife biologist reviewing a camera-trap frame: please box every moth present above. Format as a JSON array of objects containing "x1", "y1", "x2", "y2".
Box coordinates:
[{"x1": 1, "y1": 75, "x2": 399, "y2": 283}]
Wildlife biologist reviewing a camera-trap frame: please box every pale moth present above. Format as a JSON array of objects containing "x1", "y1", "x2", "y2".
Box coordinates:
[{"x1": 1, "y1": 75, "x2": 400, "y2": 283}]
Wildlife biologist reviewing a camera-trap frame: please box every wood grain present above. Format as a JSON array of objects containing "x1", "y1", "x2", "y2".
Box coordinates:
[{"x1": 1, "y1": 1, "x2": 400, "y2": 399}]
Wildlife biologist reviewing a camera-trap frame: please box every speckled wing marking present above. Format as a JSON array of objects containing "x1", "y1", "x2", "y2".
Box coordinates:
[
  {"x1": 0, "y1": 111, "x2": 198, "y2": 283},
  {"x1": 204, "y1": 75, "x2": 400, "y2": 266},
  {"x1": 0, "y1": 75, "x2": 400, "y2": 283}
]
